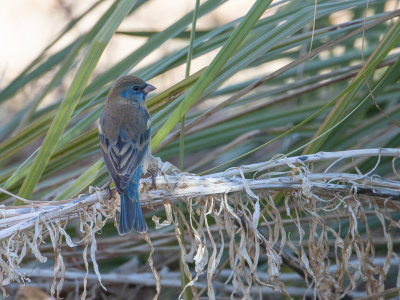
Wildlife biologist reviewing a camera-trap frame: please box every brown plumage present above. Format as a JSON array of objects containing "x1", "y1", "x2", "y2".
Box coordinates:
[{"x1": 98, "y1": 75, "x2": 155, "y2": 233}]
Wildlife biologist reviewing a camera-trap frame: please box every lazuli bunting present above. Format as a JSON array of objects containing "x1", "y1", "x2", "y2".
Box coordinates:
[{"x1": 98, "y1": 76, "x2": 155, "y2": 234}]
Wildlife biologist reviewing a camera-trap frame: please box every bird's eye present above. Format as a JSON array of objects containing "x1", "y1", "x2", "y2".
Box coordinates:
[{"x1": 132, "y1": 86, "x2": 139, "y2": 91}]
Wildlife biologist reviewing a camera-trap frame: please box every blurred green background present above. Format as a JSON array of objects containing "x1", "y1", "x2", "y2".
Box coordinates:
[{"x1": 0, "y1": 0, "x2": 399, "y2": 298}]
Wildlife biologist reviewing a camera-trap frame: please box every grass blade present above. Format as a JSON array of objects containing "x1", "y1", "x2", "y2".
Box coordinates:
[{"x1": 18, "y1": 0, "x2": 138, "y2": 201}]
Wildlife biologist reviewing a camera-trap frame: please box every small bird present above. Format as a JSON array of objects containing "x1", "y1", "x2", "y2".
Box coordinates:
[{"x1": 98, "y1": 76, "x2": 155, "y2": 234}]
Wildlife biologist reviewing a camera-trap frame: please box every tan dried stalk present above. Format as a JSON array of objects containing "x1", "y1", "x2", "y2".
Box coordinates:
[{"x1": 0, "y1": 150, "x2": 399, "y2": 299}]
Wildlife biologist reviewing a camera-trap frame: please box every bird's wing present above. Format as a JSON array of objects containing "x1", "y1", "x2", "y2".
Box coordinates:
[{"x1": 99, "y1": 115, "x2": 151, "y2": 193}]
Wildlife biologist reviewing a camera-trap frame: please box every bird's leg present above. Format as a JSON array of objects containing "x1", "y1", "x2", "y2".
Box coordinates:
[
  {"x1": 101, "y1": 179, "x2": 113, "y2": 199},
  {"x1": 148, "y1": 168, "x2": 159, "y2": 189}
]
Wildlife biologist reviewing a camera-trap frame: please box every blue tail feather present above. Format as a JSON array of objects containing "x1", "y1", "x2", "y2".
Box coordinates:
[{"x1": 118, "y1": 167, "x2": 147, "y2": 234}]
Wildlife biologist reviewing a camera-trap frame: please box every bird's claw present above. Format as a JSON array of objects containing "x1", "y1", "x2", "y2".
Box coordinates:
[
  {"x1": 149, "y1": 168, "x2": 159, "y2": 189},
  {"x1": 101, "y1": 180, "x2": 113, "y2": 199}
]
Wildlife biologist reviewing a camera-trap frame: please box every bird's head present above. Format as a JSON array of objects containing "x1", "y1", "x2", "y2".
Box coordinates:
[{"x1": 108, "y1": 76, "x2": 156, "y2": 105}]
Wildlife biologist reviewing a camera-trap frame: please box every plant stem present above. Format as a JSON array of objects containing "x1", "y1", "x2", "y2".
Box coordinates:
[{"x1": 178, "y1": 0, "x2": 199, "y2": 299}]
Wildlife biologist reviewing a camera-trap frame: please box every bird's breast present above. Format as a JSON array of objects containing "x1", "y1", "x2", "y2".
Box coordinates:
[{"x1": 101, "y1": 103, "x2": 150, "y2": 142}]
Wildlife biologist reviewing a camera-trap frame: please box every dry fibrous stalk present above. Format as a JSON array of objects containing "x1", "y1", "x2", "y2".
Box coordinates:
[{"x1": 0, "y1": 150, "x2": 399, "y2": 299}]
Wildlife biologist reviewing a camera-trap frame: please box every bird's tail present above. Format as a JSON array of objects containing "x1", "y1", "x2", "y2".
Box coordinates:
[{"x1": 118, "y1": 167, "x2": 147, "y2": 234}]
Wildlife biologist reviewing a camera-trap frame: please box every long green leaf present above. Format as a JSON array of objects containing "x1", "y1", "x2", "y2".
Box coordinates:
[
  {"x1": 84, "y1": 0, "x2": 226, "y2": 95},
  {"x1": 18, "y1": 0, "x2": 138, "y2": 200},
  {"x1": 152, "y1": 0, "x2": 273, "y2": 148},
  {"x1": 304, "y1": 16, "x2": 400, "y2": 154},
  {"x1": 0, "y1": 0, "x2": 103, "y2": 105}
]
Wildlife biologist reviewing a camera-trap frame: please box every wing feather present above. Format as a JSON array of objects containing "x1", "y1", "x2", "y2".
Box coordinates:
[{"x1": 99, "y1": 123, "x2": 151, "y2": 193}]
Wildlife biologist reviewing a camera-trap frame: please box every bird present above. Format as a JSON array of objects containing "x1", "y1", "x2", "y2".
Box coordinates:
[{"x1": 98, "y1": 75, "x2": 155, "y2": 234}]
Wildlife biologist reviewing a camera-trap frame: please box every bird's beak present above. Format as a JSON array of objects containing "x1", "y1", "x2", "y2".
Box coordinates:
[{"x1": 144, "y1": 83, "x2": 156, "y2": 94}]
